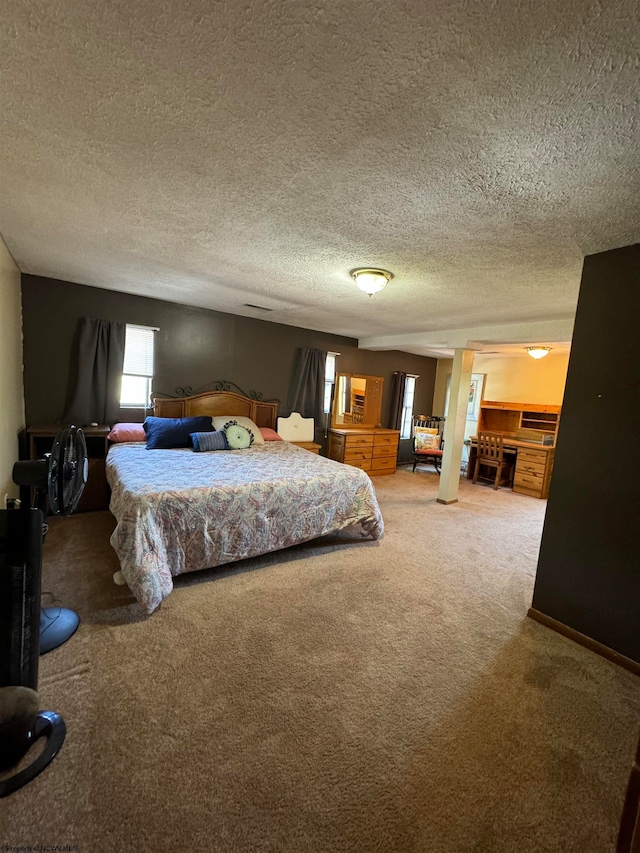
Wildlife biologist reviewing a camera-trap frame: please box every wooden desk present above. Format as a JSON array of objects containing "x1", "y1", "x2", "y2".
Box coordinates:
[{"x1": 468, "y1": 436, "x2": 555, "y2": 499}]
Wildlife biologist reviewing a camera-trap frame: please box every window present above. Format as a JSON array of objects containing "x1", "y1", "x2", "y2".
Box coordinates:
[
  {"x1": 120, "y1": 325, "x2": 156, "y2": 408},
  {"x1": 324, "y1": 352, "x2": 338, "y2": 414},
  {"x1": 400, "y1": 375, "x2": 418, "y2": 439}
]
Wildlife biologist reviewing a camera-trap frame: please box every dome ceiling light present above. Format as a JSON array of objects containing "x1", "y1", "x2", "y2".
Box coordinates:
[
  {"x1": 351, "y1": 268, "x2": 393, "y2": 296},
  {"x1": 526, "y1": 346, "x2": 552, "y2": 359}
]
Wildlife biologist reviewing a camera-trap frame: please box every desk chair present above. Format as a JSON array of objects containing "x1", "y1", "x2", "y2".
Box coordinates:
[
  {"x1": 412, "y1": 416, "x2": 446, "y2": 474},
  {"x1": 472, "y1": 431, "x2": 510, "y2": 490}
]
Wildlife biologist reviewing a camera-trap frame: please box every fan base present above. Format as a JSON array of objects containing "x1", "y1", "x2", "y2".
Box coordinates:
[
  {"x1": 0, "y1": 711, "x2": 66, "y2": 798},
  {"x1": 40, "y1": 607, "x2": 80, "y2": 655}
]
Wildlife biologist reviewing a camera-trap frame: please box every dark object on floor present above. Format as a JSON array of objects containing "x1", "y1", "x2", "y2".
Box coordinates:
[{"x1": 617, "y1": 729, "x2": 640, "y2": 852}]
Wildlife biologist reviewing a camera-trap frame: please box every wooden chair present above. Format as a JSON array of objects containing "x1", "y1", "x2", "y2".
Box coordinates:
[
  {"x1": 412, "y1": 416, "x2": 446, "y2": 474},
  {"x1": 472, "y1": 431, "x2": 509, "y2": 490}
]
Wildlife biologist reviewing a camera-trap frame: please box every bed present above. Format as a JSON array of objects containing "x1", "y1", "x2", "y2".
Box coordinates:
[{"x1": 106, "y1": 389, "x2": 384, "y2": 613}]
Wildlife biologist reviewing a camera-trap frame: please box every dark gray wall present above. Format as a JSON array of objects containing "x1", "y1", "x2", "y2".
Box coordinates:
[
  {"x1": 532, "y1": 243, "x2": 640, "y2": 663},
  {"x1": 21, "y1": 275, "x2": 438, "y2": 460}
]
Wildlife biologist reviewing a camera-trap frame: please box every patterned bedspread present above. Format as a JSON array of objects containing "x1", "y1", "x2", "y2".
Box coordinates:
[{"x1": 106, "y1": 441, "x2": 384, "y2": 613}]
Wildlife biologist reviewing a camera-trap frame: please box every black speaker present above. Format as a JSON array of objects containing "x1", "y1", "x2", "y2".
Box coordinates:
[
  {"x1": 0, "y1": 508, "x2": 43, "y2": 691},
  {"x1": 0, "y1": 508, "x2": 65, "y2": 797}
]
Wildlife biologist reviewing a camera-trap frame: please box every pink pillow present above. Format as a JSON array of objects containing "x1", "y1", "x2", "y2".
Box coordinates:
[
  {"x1": 107, "y1": 422, "x2": 146, "y2": 443},
  {"x1": 259, "y1": 427, "x2": 283, "y2": 441}
]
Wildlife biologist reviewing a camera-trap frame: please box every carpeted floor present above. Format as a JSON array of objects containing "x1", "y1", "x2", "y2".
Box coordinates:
[{"x1": 3, "y1": 469, "x2": 639, "y2": 852}]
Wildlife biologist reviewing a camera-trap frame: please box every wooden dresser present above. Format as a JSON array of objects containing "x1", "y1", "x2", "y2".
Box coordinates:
[{"x1": 328, "y1": 428, "x2": 400, "y2": 476}]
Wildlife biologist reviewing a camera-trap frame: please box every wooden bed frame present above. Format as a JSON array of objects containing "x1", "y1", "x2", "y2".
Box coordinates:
[{"x1": 152, "y1": 390, "x2": 278, "y2": 430}]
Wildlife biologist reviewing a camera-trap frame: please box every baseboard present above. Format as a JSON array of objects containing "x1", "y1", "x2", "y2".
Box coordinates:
[
  {"x1": 527, "y1": 608, "x2": 640, "y2": 677},
  {"x1": 436, "y1": 498, "x2": 458, "y2": 505}
]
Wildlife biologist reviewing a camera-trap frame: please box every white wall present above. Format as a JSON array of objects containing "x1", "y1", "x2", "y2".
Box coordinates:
[
  {"x1": 0, "y1": 233, "x2": 25, "y2": 502},
  {"x1": 472, "y1": 352, "x2": 569, "y2": 406}
]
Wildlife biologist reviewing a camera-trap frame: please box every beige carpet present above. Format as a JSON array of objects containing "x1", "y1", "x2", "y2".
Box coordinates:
[{"x1": 3, "y1": 469, "x2": 639, "y2": 852}]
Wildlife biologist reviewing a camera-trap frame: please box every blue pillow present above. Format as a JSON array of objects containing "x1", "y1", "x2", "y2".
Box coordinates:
[
  {"x1": 144, "y1": 416, "x2": 214, "y2": 450},
  {"x1": 191, "y1": 431, "x2": 228, "y2": 452}
]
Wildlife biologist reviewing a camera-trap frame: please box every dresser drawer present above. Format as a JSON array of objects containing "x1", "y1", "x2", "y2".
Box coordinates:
[
  {"x1": 513, "y1": 484, "x2": 543, "y2": 499},
  {"x1": 372, "y1": 443, "x2": 397, "y2": 459},
  {"x1": 371, "y1": 455, "x2": 396, "y2": 472},
  {"x1": 517, "y1": 448, "x2": 547, "y2": 464},
  {"x1": 515, "y1": 459, "x2": 546, "y2": 476},
  {"x1": 344, "y1": 447, "x2": 372, "y2": 463},
  {"x1": 346, "y1": 458, "x2": 372, "y2": 472},
  {"x1": 373, "y1": 434, "x2": 398, "y2": 448},
  {"x1": 514, "y1": 471, "x2": 543, "y2": 493},
  {"x1": 344, "y1": 435, "x2": 374, "y2": 449}
]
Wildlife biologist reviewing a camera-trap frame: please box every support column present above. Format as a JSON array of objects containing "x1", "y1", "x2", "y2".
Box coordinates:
[{"x1": 437, "y1": 348, "x2": 474, "y2": 505}]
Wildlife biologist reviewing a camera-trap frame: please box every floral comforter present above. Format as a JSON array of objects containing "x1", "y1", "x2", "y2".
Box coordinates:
[{"x1": 106, "y1": 441, "x2": 384, "y2": 613}]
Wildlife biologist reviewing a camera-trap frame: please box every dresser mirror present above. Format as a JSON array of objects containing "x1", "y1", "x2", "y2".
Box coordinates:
[{"x1": 332, "y1": 374, "x2": 384, "y2": 428}]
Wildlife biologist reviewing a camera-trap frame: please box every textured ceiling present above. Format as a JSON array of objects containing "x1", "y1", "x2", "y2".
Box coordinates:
[{"x1": 1, "y1": 0, "x2": 639, "y2": 355}]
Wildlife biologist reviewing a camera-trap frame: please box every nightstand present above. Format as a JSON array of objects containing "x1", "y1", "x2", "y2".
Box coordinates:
[
  {"x1": 291, "y1": 441, "x2": 322, "y2": 454},
  {"x1": 27, "y1": 424, "x2": 111, "y2": 512}
]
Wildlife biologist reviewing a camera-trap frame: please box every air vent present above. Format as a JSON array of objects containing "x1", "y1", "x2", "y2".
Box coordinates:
[{"x1": 244, "y1": 303, "x2": 273, "y2": 312}]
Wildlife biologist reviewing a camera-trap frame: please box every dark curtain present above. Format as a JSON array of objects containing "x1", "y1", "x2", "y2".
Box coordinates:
[
  {"x1": 388, "y1": 371, "x2": 407, "y2": 430},
  {"x1": 63, "y1": 317, "x2": 126, "y2": 426},
  {"x1": 284, "y1": 347, "x2": 327, "y2": 422}
]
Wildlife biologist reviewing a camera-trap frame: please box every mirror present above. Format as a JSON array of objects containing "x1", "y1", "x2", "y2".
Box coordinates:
[{"x1": 332, "y1": 374, "x2": 384, "y2": 428}]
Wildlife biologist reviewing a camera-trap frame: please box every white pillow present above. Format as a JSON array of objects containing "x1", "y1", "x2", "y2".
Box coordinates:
[
  {"x1": 211, "y1": 416, "x2": 265, "y2": 444},
  {"x1": 414, "y1": 427, "x2": 441, "y2": 451}
]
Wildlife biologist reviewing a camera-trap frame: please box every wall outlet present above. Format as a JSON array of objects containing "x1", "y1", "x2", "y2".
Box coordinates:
[{"x1": 4, "y1": 495, "x2": 21, "y2": 509}]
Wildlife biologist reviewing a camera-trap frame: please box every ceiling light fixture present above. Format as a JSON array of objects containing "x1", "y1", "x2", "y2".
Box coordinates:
[
  {"x1": 351, "y1": 268, "x2": 393, "y2": 296},
  {"x1": 526, "y1": 346, "x2": 552, "y2": 359}
]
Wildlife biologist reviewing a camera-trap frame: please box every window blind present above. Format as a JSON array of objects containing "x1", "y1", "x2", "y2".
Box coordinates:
[{"x1": 123, "y1": 326, "x2": 155, "y2": 377}]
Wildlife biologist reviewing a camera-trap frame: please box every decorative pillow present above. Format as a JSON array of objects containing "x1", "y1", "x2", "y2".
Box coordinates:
[
  {"x1": 107, "y1": 423, "x2": 146, "y2": 443},
  {"x1": 223, "y1": 421, "x2": 254, "y2": 450},
  {"x1": 144, "y1": 416, "x2": 214, "y2": 450},
  {"x1": 211, "y1": 416, "x2": 265, "y2": 445},
  {"x1": 259, "y1": 427, "x2": 283, "y2": 441},
  {"x1": 190, "y1": 431, "x2": 229, "y2": 452},
  {"x1": 414, "y1": 427, "x2": 441, "y2": 451}
]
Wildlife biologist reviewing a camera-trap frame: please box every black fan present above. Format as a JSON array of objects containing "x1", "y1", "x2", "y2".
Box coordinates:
[{"x1": 0, "y1": 425, "x2": 88, "y2": 798}]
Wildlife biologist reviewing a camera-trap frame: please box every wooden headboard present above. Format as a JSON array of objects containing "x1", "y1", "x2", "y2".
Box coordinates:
[{"x1": 152, "y1": 390, "x2": 278, "y2": 430}]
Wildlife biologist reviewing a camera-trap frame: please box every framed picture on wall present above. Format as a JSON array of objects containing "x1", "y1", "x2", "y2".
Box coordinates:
[
  {"x1": 467, "y1": 373, "x2": 486, "y2": 421},
  {"x1": 444, "y1": 372, "x2": 487, "y2": 420}
]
